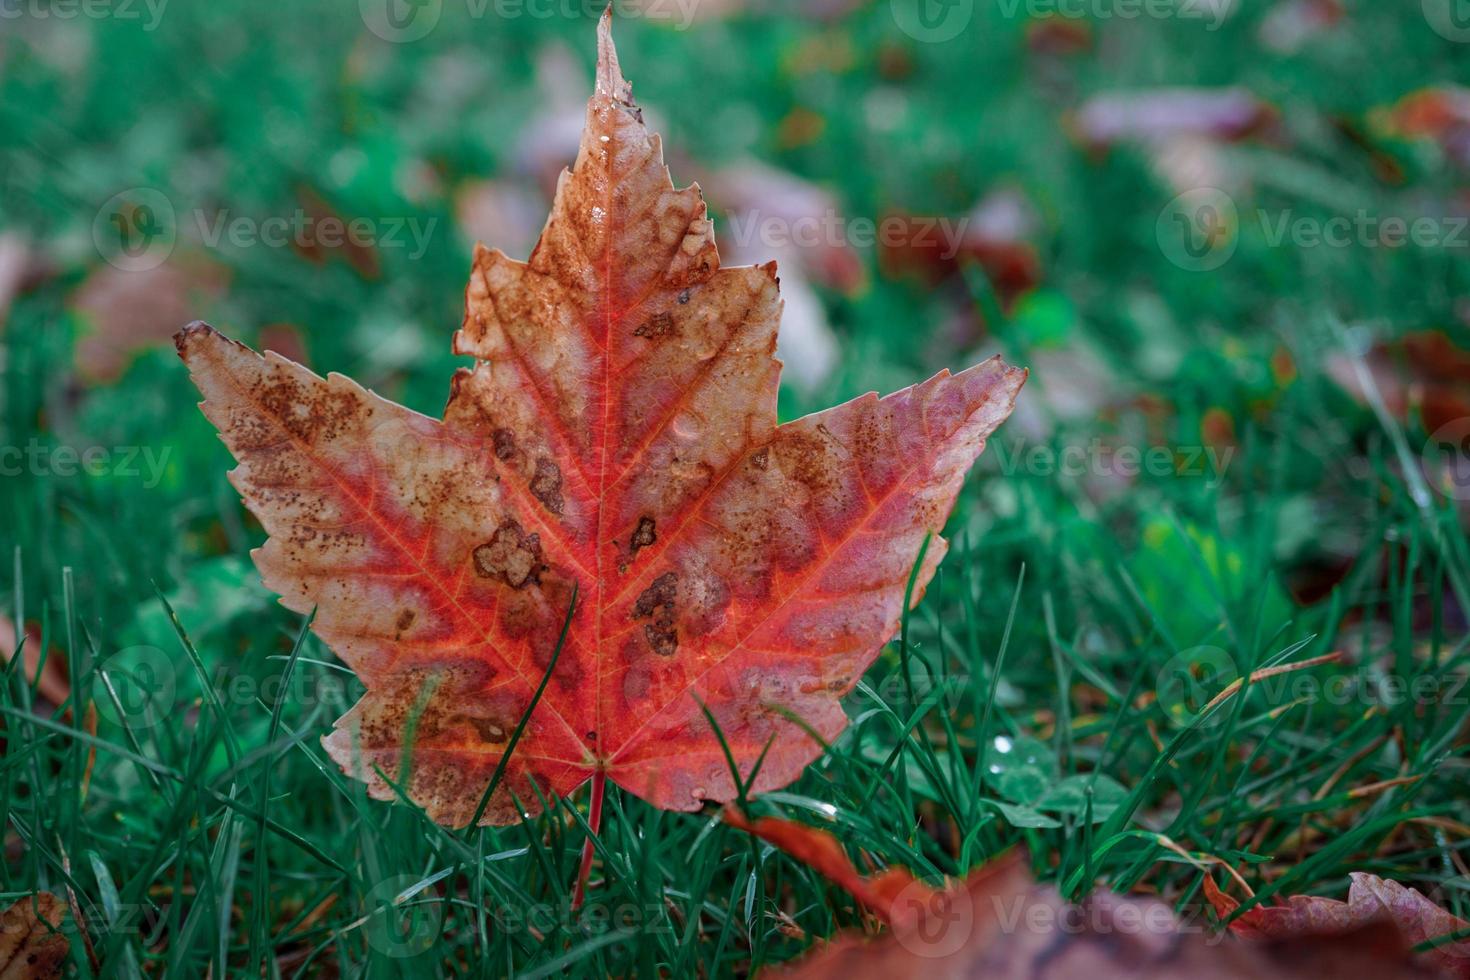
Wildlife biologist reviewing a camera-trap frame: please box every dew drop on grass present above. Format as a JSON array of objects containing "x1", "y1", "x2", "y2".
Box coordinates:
[{"x1": 983, "y1": 734, "x2": 1058, "y2": 805}]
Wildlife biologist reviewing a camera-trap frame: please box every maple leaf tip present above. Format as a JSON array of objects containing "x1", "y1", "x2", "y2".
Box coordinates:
[
  {"x1": 174, "y1": 319, "x2": 215, "y2": 355},
  {"x1": 595, "y1": 6, "x2": 633, "y2": 103}
]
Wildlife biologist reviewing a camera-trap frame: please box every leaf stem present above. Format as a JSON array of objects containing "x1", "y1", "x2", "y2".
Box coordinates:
[{"x1": 572, "y1": 769, "x2": 606, "y2": 910}]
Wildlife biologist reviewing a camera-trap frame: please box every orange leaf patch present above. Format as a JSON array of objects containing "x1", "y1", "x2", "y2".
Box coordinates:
[{"x1": 176, "y1": 11, "x2": 1024, "y2": 826}]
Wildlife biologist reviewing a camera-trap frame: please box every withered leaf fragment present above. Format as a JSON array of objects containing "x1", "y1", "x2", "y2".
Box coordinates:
[
  {"x1": 1205, "y1": 873, "x2": 1470, "y2": 979},
  {"x1": 724, "y1": 811, "x2": 1437, "y2": 980},
  {"x1": 0, "y1": 893, "x2": 69, "y2": 980},
  {"x1": 177, "y1": 11, "x2": 1024, "y2": 826}
]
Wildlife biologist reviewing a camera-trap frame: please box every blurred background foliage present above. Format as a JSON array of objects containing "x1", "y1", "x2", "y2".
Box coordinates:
[{"x1": 3, "y1": 0, "x2": 1470, "y2": 975}]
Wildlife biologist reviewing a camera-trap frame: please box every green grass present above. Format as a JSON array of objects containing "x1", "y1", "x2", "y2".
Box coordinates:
[{"x1": 3, "y1": 1, "x2": 1470, "y2": 976}]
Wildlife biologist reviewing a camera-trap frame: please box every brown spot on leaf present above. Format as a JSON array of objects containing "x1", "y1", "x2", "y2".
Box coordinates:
[
  {"x1": 466, "y1": 714, "x2": 512, "y2": 744},
  {"x1": 492, "y1": 428, "x2": 516, "y2": 461},
  {"x1": 783, "y1": 429, "x2": 842, "y2": 500},
  {"x1": 629, "y1": 516, "x2": 656, "y2": 558},
  {"x1": 632, "y1": 572, "x2": 679, "y2": 656},
  {"x1": 530, "y1": 457, "x2": 564, "y2": 515},
  {"x1": 634, "y1": 311, "x2": 675, "y2": 339},
  {"x1": 473, "y1": 520, "x2": 545, "y2": 589},
  {"x1": 254, "y1": 375, "x2": 359, "y2": 443},
  {"x1": 395, "y1": 608, "x2": 416, "y2": 633}
]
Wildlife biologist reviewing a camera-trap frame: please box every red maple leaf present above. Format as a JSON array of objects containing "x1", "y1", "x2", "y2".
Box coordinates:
[{"x1": 176, "y1": 11, "x2": 1024, "y2": 844}]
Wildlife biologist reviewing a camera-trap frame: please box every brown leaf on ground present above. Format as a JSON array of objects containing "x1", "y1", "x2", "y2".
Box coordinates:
[
  {"x1": 722, "y1": 807, "x2": 951, "y2": 930},
  {"x1": 0, "y1": 893, "x2": 70, "y2": 979},
  {"x1": 0, "y1": 616, "x2": 97, "y2": 801},
  {"x1": 0, "y1": 617, "x2": 68, "y2": 707},
  {"x1": 1205, "y1": 873, "x2": 1470, "y2": 978},
  {"x1": 1328, "y1": 329, "x2": 1470, "y2": 435},
  {"x1": 292, "y1": 185, "x2": 382, "y2": 279},
  {"x1": 69, "y1": 253, "x2": 229, "y2": 382},
  {"x1": 879, "y1": 188, "x2": 1042, "y2": 310},
  {"x1": 725, "y1": 809, "x2": 1438, "y2": 979}
]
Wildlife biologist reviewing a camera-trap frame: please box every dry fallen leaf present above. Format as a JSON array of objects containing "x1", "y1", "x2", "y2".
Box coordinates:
[
  {"x1": 1327, "y1": 329, "x2": 1470, "y2": 434},
  {"x1": 725, "y1": 810, "x2": 1437, "y2": 979},
  {"x1": 0, "y1": 617, "x2": 98, "y2": 802},
  {"x1": 0, "y1": 617, "x2": 69, "y2": 708},
  {"x1": 0, "y1": 893, "x2": 70, "y2": 979},
  {"x1": 879, "y1": 188, "x2": 1042, "y2": 309},
  {"x1": 1205, "y1": 873, "x2": 1470, "y2": 978},
  {"x1": 70, "y1": 252, "x2": 229, "y2": 382},
  {"x1": 176, "y1": 11, "x2": 1024, "y2": 839}
]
